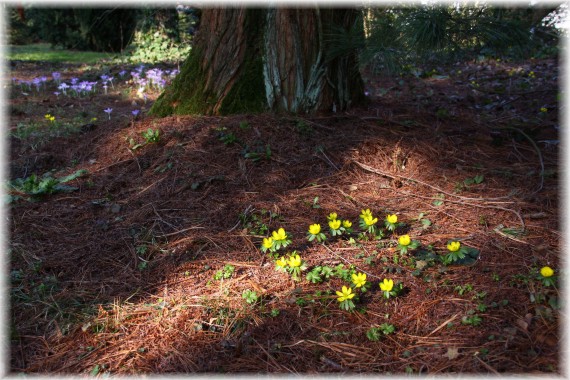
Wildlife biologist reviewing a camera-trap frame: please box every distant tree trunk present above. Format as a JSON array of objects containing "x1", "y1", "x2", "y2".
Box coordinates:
[{"x1": 150, "y1": 7, "x2": 365, "y2": 116}]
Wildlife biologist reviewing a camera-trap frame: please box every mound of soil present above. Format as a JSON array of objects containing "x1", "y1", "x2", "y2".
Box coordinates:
[{"x1": 8, "y1": 58, "x2": 560, "y2": 374}]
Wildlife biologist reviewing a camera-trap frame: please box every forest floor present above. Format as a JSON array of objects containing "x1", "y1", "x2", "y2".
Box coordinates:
[{"x1": 7, "y1": 56, "x2": 561, "y2": 375}]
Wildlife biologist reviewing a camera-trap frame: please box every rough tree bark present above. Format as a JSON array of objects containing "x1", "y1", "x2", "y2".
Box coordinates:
[{"x1": 150, "y1": 7, "x2": 365, "y2": 116}]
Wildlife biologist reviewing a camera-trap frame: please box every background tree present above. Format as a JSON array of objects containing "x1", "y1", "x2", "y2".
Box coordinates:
[
  {"x1": 359, "y1": 3, "x2": 563, "y2": 74},
  {"x1": 12, "y1": 7, "x2": 138, "y2": 52},
  {"x1": 123, "y1": 6, "x2": 197, "y2": 64},
  {"x1": 150, "y1": 7, "x2": 366, "y2": 116}
]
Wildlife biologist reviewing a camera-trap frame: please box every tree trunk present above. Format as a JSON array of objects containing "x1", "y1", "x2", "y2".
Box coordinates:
[{"x1": 150, "y1": 7, "x2": 365, "y2": 116}]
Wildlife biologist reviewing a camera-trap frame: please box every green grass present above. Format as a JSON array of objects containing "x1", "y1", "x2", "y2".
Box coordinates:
[{"x1": 7, "y1": 43, "x2": 115, "y2": 64}]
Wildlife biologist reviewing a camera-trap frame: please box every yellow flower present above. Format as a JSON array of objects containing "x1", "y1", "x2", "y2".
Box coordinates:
[
  {"x1": 272, "y1": 228, "x2": 287, "y2": 241},
  {"x1": 44, "y1": 114, "x2": 52, "y2": 119},
  {"x1": 360, "y1": 208, "x2": 373, "y2": 219},
  {"x1": 540, "y1": 266, "x2": 554, "y2": 278},
  {"x1": 540, "y1": 107, "x2": 548, "y2": 113},
  {"x1": 379, "y1": 278, "x2": 394, "y2": 292},
  {"x1": 398, "y1": 235, "x2": 411, "y2": 246},
  {"x1": 447, "y1": 241, "x2": 461, "y2": 252},
  {"x1": 352, "y1": 272, "x2": 367, "y2": 288},
  {"x1": 287, "y1": 254, "x2": 302, "y2": 268},
  {"x1": 336, "y1": 286, "x2": 355, "y2": 302},
  {"x1": 342, "y1": 220, "x2": 352, "y2": 228},
  {"x1": 49, "y1": 116, "x2": 55, "y2": 122},
  {"x1": 262, "y1": 237, "x2": 274, "y2": 249},
  {"x1": 329, "y1": 219, "x2": 341, "y2": 230},
  {"x1": 308, "y1": 223, "x2": 321, "y2": 235},
  {"x1": 386, "y1": 214, "x2": 398, "y2": 224},
  {"x1": 327, "y1": 212, "x2": 338, "y2": 221},
  {"x1": 275, "y1": 256, "x2": 287, "y2": 267},
  {"x1": 363, "y1": 215, "x2": 378, "y2": 226}
]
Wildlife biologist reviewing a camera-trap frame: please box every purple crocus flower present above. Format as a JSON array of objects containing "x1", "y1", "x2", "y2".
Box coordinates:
[
  {"x1": 104, "y1": 108, "x2": 113, "y2": 120},
  {"x1": 32, "y1": 78, "x2": 42, "y2": 92}
]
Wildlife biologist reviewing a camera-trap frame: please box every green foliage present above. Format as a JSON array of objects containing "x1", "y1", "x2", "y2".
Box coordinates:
[
  {"x1": 142, "y1": 128, "x2": 161, "y2": 143},
  {"x1": 242, "y1": 289, "x2": 259, "y2": 305},
  {"x1": 306, "y1": 265, "x2": 334, "y2": 284},
  {"x1": 454, "y1": 283, "x2": 473, "y2": 296},
  {"x1": 461, "y1": 311, "x2": 483, "y2": 326},
  {"x1": 126, "y1": 28, "x2": 191, "y2": 63},
  {"x1": 455, "y1": 174, "x2": 485, "y2": 192},
  {"x1": 218, "y1": 130, "x2": 238, "y2": 146},
  {"x1": 366, "y1": 323, "x2": 396, "y2": 341},
  {"x1": 242, "y1": 144, "x2": 272, "y2": 162},
  {"x1": 213, "y1": 264, "x2": 235, "y2": 281},
  {"x1": 239, "y1": 208, "x2": 278, "y2": 236},
  {"x1": 7, "y1": 43, "x2": 111, "y2": 63},
  {"x1": 358, "y1": 4, "x2": 561, "y2": 73},
  {"x1": 311, "y1": 196, "x2": 321, "y2": 209},
  {"x1": 442, "y1": 246, "x2": 480, "y2": 266},
  {"x1": 306, "y1": 269, "x2": 323, "y2": 284},
  {"x1": 295, "y1": 120, "x2": 314, "y2": 138},
  {"x1": 334, "y1": 264, "x2": 356, "y2": 282},
  {"x1": 9, "y1": 169, "x2": 88, "y2": 202}
]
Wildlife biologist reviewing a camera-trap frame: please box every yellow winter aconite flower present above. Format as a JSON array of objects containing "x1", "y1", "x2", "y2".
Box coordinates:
[
  {"x1": 44, "y1": 114, "x2": 52, "y2": 119},
  {"x1": 308, "y1": 223, "x2": 321, "y2": 235},
  {"x1": 540, "y1": 266, "x2": 554, "y2": 278},
  {"x1": 379, "y1": 278, "x2": 394, "y2": 292},
  {"x1": 352, "y1": 272, "x2": 367, "y2": 288},
  {"x1": 262, "y1": 237, "x2": 274, "y2": 249},
  {"x1": 360, "y1": 208, "x2": 373, "y2": 219},
  {"x1": 327, "y1": 212, "x2": 338, "y2": 221},
  {"x1": 540, "y1": 107, "x2": 548, "y2": 113},
  {"x1": 447, "y1": 241, "x2": 461, "y2": 252},
  {"x1": 398, "y1": 235, "x2": 411, "y2": 246},
  {"x1": 275, "y1": 257, "x2": 287, "y2": 267},
  {"x1": 329, "y1": 219, "x2": 341, "y2": 230},
  {"x1": 386, "y1": 214, "x2": 398, "y2": 224},
  {"x1": 363, "y1": 215, "x2": 378, "y2": 226},
  {"x1": 287, "y1": 254, "x2": 302, "y2": 268},
  {"x1": 336, "y1": 286, "x2": 355, "y2": 302},
  {"x1": 272, "y1": 228, "x2": 287, "y2": 241},
  {"x1": 342, "y1": 220, "x2": 352, "y2": 228}
]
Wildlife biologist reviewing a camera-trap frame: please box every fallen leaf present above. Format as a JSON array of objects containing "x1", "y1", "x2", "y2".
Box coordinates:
[
  {"x1": 515, "y1": 319, "x2": 528, "y2": 332},
  {"x1": 415, "y1": 260, "x2": 428, "y2": 270},
  {"x1": 446, "y1": 347, "x2": 460, "y2": 360}
]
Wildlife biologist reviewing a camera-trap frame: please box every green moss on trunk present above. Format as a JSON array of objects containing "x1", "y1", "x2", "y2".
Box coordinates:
[
  {"x1": 150, "y1": 9, "x2": 267, "y2": 117},
  {"x1": 149, "y1": 49, "x2": 215, "y2": 116}
]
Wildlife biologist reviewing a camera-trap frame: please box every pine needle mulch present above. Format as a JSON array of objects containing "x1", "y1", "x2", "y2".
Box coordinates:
[{"x1": 8, "y1": 58, "x2": 560, "y2": 375}]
